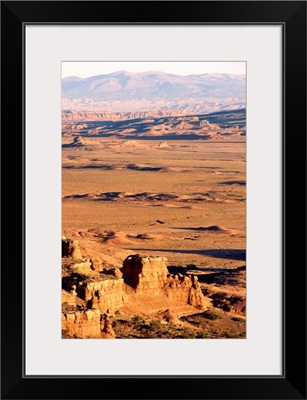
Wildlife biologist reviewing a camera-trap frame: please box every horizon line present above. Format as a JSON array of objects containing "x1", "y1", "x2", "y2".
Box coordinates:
[{"x1": 62, "y1": 70, "x2": 246, "y2": 80}]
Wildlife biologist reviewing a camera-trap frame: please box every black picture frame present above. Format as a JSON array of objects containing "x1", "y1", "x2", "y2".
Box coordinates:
[{"x1": 1, "y1": 1, "x2": 306, "y2": 399}]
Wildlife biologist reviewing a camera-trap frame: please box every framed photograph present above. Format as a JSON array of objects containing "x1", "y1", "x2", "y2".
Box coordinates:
[{"x1": 1, "y1": 1, "x2": 306, "y2": 399}]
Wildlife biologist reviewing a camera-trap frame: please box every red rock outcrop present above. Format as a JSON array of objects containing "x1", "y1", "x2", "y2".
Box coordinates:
[
  {"x1": 78, "y1": 278, "x2": 127, "y2": 313},
  {"x1": 62, "y1": 289, "x2": 76, "y2": 306},
  {"x1": 62, "y1": 238, "x2": 82, "y2": 260},
  {"x1": 100, "y1": 313, "x2": 115, "y2": 338},
  {"x1": 62, "y1": 255, "x2": 208, "y2": 338},
  {"x1": 163, "y1": 274, "x2": 206, "y2": 309},
  {"x1": 62, "y1": 310, "x2": 115, "y2": 339},
  {"x1": 62, "y1": 309, "x2": 102, "y2": 338},
  {"x1": 122, "y1": 255, "x2": 168, "y2": 292},
  {"x1": 121, "y1": 255, "x2": 206, "y2": 309}
]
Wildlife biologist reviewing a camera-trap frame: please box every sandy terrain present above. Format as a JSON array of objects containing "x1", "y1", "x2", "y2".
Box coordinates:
[
  {"x1": 63, "y1": 138, "x2": 245, "y2": 265},
  {"x1": 62, "y1": 112, "x2": 246, "y2": 339}
]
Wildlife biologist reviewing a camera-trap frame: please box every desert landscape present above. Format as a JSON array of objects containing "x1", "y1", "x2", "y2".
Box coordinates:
[{"x1": 62, "y1": 67, "x2": 246, "y2": 339}]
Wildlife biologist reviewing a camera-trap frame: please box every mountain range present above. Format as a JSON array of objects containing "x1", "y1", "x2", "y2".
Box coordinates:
[{"x1": 62, "y1": 70, "x2": 246, "y2": 113}]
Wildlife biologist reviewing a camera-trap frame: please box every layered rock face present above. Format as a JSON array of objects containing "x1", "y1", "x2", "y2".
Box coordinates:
[
  {"x1": 122, "y1": 255, "x2": 168, "y2": 292},
  {"x1": 62, "y1": 310, "x2": 115, "y2": 339},
  {"x1": 62, "y1": 289, "x2": 76, "y2": 306},
  {"x1": 121, "y1": 255, "x2": 205, "y2": 309},
  {"x1": 63, "y1": 274, "x2": 127, "y2": 313},
  {"x1": 63, "y1": 254, "x2": 207, "y2": 338},
  {"x1": 163, "y1": 274, "x2": 206, "y2": 309},
  {"x1": 80, "y1": 278, "x2": 127, "y2": 313},
  {"x1": 62, "y1": 309, "x2": 101, "y2": 338}
]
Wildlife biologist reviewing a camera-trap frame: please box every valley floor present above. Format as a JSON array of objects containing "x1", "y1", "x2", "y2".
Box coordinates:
[{"x1": 62, "y1": 138, "x2": 246, "y2": 339}]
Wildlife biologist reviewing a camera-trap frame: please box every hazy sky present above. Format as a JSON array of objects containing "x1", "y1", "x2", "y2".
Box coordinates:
[{"x1": 62, "y1": 61, "x2": 246, "y2": 78}]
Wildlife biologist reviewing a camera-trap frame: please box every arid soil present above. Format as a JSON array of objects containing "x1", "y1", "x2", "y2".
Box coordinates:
[{"x1": 62, "y1": 111, "x2": 246, "y2": 339}]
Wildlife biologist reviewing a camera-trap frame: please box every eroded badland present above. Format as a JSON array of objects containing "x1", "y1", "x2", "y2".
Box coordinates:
[{"x1": 62, "y1": 110, "x2": 246, "y2": 339}]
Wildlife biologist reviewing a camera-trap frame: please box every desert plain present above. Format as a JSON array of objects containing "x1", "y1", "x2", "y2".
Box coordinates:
[{"x1": 62, "y1": 110, "x2": 246, "y2": 339}]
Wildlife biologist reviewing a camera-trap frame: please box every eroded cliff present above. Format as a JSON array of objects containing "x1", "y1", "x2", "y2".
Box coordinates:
[{"x1": 62, "y1": 254, "x2": 208, "y2": 338}]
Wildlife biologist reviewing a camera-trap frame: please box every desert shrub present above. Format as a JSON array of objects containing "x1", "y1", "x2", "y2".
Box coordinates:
[
  {"x1": 133, "y1": 315, "x2": 145, "y2": 324},
  {"x1": 179, "y1": 328, "x2": 196, "y2": 339},
  {"x1": 231, "y1": 317, "x2": 245, "y2": 323},
  {"x1": 202, "y1": 310, "x2": 222, "y2": 320},
  {"x1": 186, "y1": 264, "x2": 198, "y2": 270},
  {"x1": 198, "y1": 319, "x2": 208, "y2": 326},
  {"x1": 117, "y1": 319, "x2": 129, "y2": 325},
  {"x1": 223, "y1": 329, "x2": 240, "y2": 338},
  {"x1": 196, "y1": 332, "x2": 208, "y2": 339},
  {"x1": 149, "y1": 321, "x2": 162, "y2": 331}
]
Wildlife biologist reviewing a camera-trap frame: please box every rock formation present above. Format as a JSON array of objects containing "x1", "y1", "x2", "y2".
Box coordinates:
[
  {"x1": 163, "y1": 273, "x2": 206, "y2": 309},
  {"x1": 122, "y1": 255, "x2": 168, "y2": 291},
  {"x1": 100, "y1": 313, "x2": 115, "y2": 339},
  {"x1": 62, "y1": 309, "x2": 102, "y2": 338},
  {"x1": 62, "y1": 254, "x2": 207, "y2": 338},
  {"x1": 63, "y1": 273, "x2": 127, "y2": 313},
  {"x1": 62, "y1": 289, "x2": 76, "y2": 306},
  {"x1": 62, "y1": 238, "x2": 82, "y2": 260},
  {"x1": 62, "y1": 310, "x2": 115, "y2": 339},
  {"x1": 121, "y1": 255, "x2": 205, "y2": 309},
  {"x1": 82, "y1": 278, "x2": 127, "y2": 312}
]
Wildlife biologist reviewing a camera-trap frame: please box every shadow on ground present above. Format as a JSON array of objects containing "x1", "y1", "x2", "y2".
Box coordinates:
[{"x1": 130, "y1": 248, "x2": 246, "y2": 261}]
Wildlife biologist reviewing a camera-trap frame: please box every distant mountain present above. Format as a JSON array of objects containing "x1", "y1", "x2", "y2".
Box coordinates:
[
  {"x1": 62, "y1": 70, "x2": 246, "y2": 99},
  {"x1": 62, "y1": 70, "x2": 246, "y2": 113}
]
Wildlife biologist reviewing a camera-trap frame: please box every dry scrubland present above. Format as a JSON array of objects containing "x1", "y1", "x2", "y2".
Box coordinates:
[{"x1": 62, "y1": 112, "x2": 246, "y2": 339}]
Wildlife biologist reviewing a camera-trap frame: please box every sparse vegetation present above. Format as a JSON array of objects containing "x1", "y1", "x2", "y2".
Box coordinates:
[
  {"x1": 223, "y1": 329, "x2": 241, "y2": 339},
  {"x1": 133, "y1": 315, "x2": 145, "y2": 324},
  {"x1": 149, "y1": 320, "x2": 162, "y2": 330},
  {"x1": 232, "y1": 317, "x2": 245, "y2": 322},
  {"x1": 202, "y1": 310, "x2": 222, "y2": 320},
  {"x1": 196, "y1": 332, "x2": 208, "y2": 339}
]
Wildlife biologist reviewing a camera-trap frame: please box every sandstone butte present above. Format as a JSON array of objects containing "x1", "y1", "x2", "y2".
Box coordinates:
[{"x1": 62, "y1": 242, "x2": 208, "y2": 339}]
